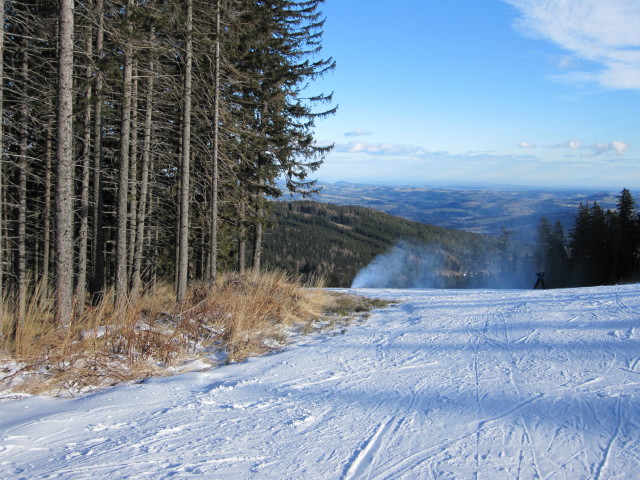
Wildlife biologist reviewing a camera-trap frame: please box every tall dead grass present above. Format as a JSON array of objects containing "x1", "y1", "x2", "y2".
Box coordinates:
[{"x1": 0, "y1": 271, "x2": 332, "y2": 396}]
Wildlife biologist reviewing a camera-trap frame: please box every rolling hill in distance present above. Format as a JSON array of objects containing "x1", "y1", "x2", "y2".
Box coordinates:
[
  {"x1": 291, "y1": 181, "x2": 620, "y2": 237},
  {"x1": 266, "y1": 182, "x2": 625, "y2": 287}
]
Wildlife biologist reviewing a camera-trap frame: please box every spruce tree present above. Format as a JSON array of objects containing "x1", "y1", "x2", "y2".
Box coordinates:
[
  {"x1": 237, "y1": 0, "x2": 336, "y2": 270},
  {"x1": 534, "y1": 217, "x2": 552, "y2": 272},
  {"x1": 569, "y1": 204, "x2": 591, "y2": 286},
  {"x1": 588, "y1": 203, "x2": 609, "y2": 285},
  {"x1": 548, "y1": 221, "x2": 568, "y2": 287},
  {"x1": 613, "y1": 188, "x2": 639, "y2": 281}
]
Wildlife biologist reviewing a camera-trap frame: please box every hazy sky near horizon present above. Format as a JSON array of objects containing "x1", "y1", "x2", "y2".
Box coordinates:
[{"x1": 310, "y1": 0, "x2": 640, "y2": 189}]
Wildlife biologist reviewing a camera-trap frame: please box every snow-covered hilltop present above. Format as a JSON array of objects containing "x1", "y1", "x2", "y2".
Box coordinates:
[{"x1": 2, "y1": 285, "x2": 640, "y2": 479}]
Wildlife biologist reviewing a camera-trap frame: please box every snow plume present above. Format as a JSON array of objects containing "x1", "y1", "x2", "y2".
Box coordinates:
[
  {"x1": 352, "y1": 241, "x2": 450, "y2": 289},
  {"x1": 352, "y1": 240, "x2": 536, "y2": 289}
]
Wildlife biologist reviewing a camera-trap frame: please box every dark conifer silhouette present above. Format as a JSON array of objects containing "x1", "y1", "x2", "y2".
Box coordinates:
[{"x1": 565, "y1": 189, "x2": 640, "y2": 287}]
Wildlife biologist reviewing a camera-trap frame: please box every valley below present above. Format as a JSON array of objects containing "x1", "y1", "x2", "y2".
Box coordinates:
[{"x1": 305, "y1": 182, "x2": 620, "y2": 236}]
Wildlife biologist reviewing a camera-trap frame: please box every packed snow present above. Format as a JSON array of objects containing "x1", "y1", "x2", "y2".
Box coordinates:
[{"x1": 2, "y1": 284, "x2": 640, "y2": 479}]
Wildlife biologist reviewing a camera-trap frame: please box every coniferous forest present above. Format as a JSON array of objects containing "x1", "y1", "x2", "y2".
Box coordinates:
[
  {"x1": 263, "y1": 201, "x2": 533, "y2": 288},
  {"x1": 535, "y1": 188, "x2": 640, "y2": 288},
  {"x1": 0, "y1": 1, "x2": 335, "y2": 326}
]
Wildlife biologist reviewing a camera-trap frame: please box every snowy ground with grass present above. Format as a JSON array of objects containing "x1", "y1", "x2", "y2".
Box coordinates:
[{"x1": 2, "y1": 284, "x2": 640, "y2": 479}]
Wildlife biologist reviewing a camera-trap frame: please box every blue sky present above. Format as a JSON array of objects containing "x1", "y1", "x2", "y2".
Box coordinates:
[{"x1": 310, "y1": 0, "x2": 640, "y2": 189}]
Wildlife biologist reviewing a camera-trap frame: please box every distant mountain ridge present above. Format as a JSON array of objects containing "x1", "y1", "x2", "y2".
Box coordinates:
[{"x1": 290, "y1": 182, "x2": 619, "y2": 236}]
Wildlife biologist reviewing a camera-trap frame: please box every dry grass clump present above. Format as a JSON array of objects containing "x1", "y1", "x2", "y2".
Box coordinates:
[
  {"x1": 201, "y1": 271, "x2": 329, "y2": 362},
  {"x1": 305, "y1": 293, "x2": 393, "y2": 335},
  {"x1": 1, "y1": 286, "x2": 181, "y2": 396},
  {"x1": 324, "y1": 293, "x2": 392, "y2": 318},
  {"x1": 2, "y1": 271, "x2": 381, "y2": 397}
]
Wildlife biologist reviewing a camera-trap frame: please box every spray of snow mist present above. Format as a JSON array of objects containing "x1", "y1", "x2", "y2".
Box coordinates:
[
  {"x1": 351, "y1": 239, "x2": 535, "y2": 289},
  {"x1": 351, "y1": 241, "x2": 448, "y2": 288}
]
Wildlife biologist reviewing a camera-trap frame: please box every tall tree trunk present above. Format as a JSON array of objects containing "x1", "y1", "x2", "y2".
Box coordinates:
[
  {"x1": 151, "y1": 196, "x2": 159, "y2": 288},
  {"x1": 55, "y1": 0, "x2": 75, "y2": 326},
  {"x1": 116, "y1": 0, "x2": 134, "y2": 308},
  {"x1": 197, "y1": 227, "x2": 205, "y2": 279},
  {"x1": 75, "y1": 18, "x2": 93, "y2": 312},
  {"x1": 238, "y1": 201, "x2": 246, "y2": 275},
  {"x1": 208, "y1": 0, "x2": 221, "y2": 280},
  {"x1": 252, "y1": 180, "x2": 264, "y2": 272},
  {"x1": 252, "y1": 220, "x2": 263, "y2": 272},
  {"x1": 15, "y1": 38, "x2": 28, "y2": 330},
  {"x1": 176, "y1": 0, "x2": 193, "y2": 302},
  {"x1": 90, "y1": 0, "x2": 104, "y2": 303},
  {"x1": 127, "y1": 62, "x2": 139, "y2": 275},
  {"x1": 131, "y1": 53, "x2": 155, "y2": 302},
  {"x1": 42, "y1": 118, "x2": 53, "y2": 303},
  {"x1": 0, "y1": 0, "x2": 5, "y2": 302}
]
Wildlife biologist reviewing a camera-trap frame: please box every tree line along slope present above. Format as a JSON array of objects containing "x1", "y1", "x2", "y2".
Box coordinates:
[{"x1": 262, "y1": 201, "x2": 506, "y2": 287}]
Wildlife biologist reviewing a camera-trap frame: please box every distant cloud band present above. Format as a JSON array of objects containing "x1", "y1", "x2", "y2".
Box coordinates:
[
  {"x1": 334, "y1": 141, "x2": 428, "y2": 156},
  {"x1": 550, "y1": 139, "x2": 630, "y2": 156},
  {"x1": 344, "y1": 128, "x2": 372, "y2": 137}
]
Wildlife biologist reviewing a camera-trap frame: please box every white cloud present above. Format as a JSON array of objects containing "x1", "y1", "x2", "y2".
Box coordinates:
[
  {"x1": 586, "y1": 141, "x2": 629, "y2": 157},
  {"x1": 344, "y1": 128, "x2": 372, "y2": 137},
  {"x1": 588, "y1": 141, "x2": 629, "y2": 156},
  {"x1": 564, "y1": 139, "x2": 583, "y2": 149},
  {"x1": 612, "y1": 140, "x2": 630, "y2": 155},
  {"x1": 518, "y1": 142, "x2": 536, "y2": 149},
  {"x1": 334, "y1": 141, "x2": 427, "y2": 156},
  {"x1": 504, "y1": 0, "x2": 640, "y2": 89},
  {"x1": 548, "y1": 139, "x2": 630, "y2": 156}
]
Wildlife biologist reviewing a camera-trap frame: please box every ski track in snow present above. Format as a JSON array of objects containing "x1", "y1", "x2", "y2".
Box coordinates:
[{"x1": 2, "y1": 284, "x2": 640, "y2": 479}]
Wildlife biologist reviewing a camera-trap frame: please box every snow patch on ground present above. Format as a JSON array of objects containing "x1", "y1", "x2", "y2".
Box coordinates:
[{"x1": 1, "y1": 284, "x2": 640, "y2": 478}]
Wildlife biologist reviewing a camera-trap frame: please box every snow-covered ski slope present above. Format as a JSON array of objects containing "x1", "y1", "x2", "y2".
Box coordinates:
[{"x1": 2, "y1": 285, "x2": 640, "y2": 479}]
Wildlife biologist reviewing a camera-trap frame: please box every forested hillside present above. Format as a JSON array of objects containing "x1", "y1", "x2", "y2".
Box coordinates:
[{"x1": 263, "y1": 201, "x2": 530, "y2": 287}]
